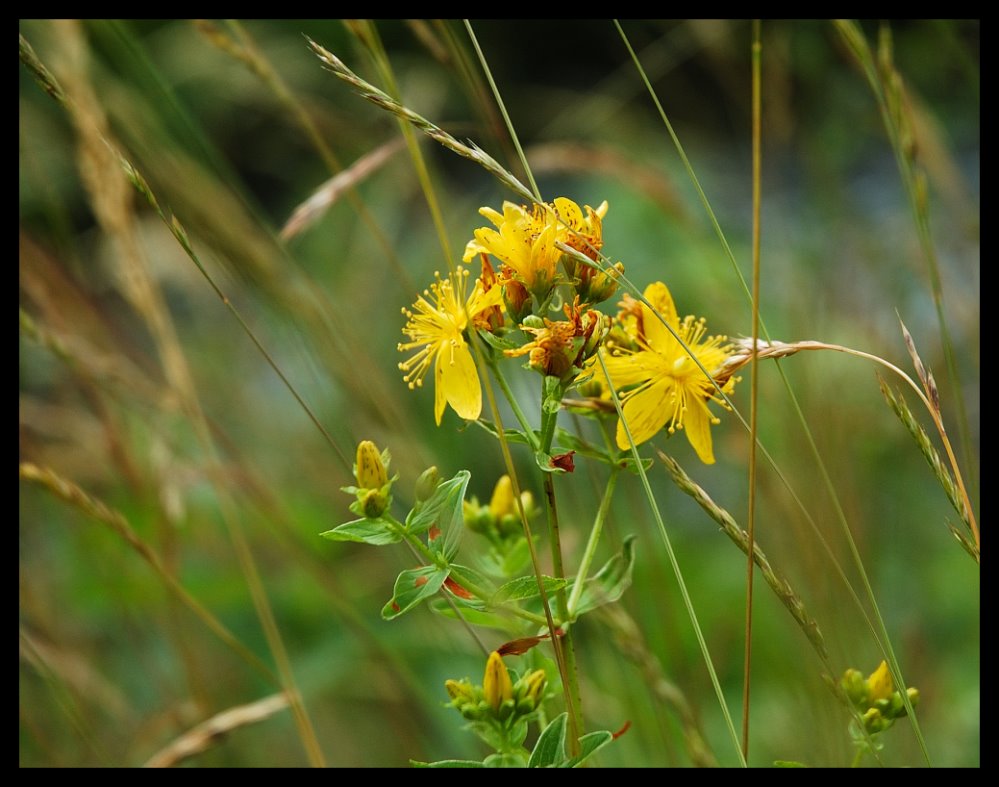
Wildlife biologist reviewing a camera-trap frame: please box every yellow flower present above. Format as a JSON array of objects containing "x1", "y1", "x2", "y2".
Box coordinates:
[
  {"x1": 482, "y1": 650, "x2": 514, "y2": 712},
  {"x1": 398, "y1": 267, "x2": 502, "y2": 426},
  {"x1": 463, "y1": 200, "x2": 561, "y2": 298},
  {"x1": 602, "y1": 282, "x2": 738, "y2": 463}
]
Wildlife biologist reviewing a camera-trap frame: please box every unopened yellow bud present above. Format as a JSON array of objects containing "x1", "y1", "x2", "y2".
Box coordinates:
[
  {"x1": 355, "y1": 440, "x2": 387, "y2": 490},
  {"x1": 482, "y1": 651, "x2": 513, "y2": 712},
  {"x1": 867, "y1": 660, "x2": 893, "y2": 703},
  {"x1": 489, "y1": 475, "x2": 516, "y2": 520},
  {"x1": 445, "y1": 678, "x2": 475, "y2": 705},
  {"x1": 519, "y1": 669, "x2": 547, "y2": 710}
]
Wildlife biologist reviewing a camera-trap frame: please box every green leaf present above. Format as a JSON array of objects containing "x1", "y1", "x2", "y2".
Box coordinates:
[
  {"x1": 571, "y1": 534, "x2": 637, "y2": 617},
  {"x1": 406, "y1": 470, "x2": 469, "y2": 560},
  {"x1": 381, "y1": 565, "x2": 448, "y2": 620},
  {"x1": 478, "y1": 329, "x2": 522, "y2": 352},
  {"x1": 448, "y1": 563, "x2": 495, "y2": 600},
  {"x1": 428, "y1": 599, "x2": 514, "y2": 630},
  {"x1": 500, "y1": 536, "x2": 533, "y2": 576},
  {"x1": 319, "y1": 517, "x2": 400, "y2": 546},
  {"x1": 411, "y1": 759, "x2": 485, "y2": 768},
  {"x1": 484, "y1": 752, "x2": 528, "y2": 768},
  {"x1": 774, "y1": 760, "x2": 808, "y2": 767},
  {"x1": 528, "y1": 712, "x2": 567, "y2": 767},
  {"x1": 563, "y1": 730, "x2": 614, "y2": 768},
  {"x1": 534, "y1": 449, "x2": 565, "y2": 474},
  {"x1": 492, "y1": 575, "x2": 567, "y2": 604},
  {"x1": 553, "y1": 428, "x2": 653, "y2": 473},
  {"x1": 473, "y1": 418, "x2": 539, "y2": 446}
]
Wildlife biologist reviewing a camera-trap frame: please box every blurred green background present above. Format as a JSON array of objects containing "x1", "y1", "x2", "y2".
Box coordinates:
[{"x1": 20, "y1": 20, "x2": 979, "y2": 767}]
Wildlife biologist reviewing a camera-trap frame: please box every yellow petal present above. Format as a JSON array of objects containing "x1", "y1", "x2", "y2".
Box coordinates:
[
  {"x1": 441, "y1": 342, "x2": 481, "y2": 421},
  {"x1": 867, "y1": 660, "x2": 893, "y2": 702},
  {"x1": 616, "y1": 378, "x2": 673, "y2": 449},
  {"x1": 640, "y1": 283, "x2": 679, "y2": 353},
  {"x1": 462, "y1": 237, "x2": 488, "y2": 262},
  {"x1": 682, "y1": 397, "x2": 716, "y2": 465},
  {"x1": 433, "y1": 345, "x2": 448, "y2": 426}
]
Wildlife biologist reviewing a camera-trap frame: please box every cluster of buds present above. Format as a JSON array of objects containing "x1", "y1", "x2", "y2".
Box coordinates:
[
  {"x1": 445, "y1": 651, "x2": 547, "y2": 723},
  {"x1": 841, "y1": 660, "x2": 920, "y2": 735},
  {"x1": 343, "y1": 440, "x2": 395, "y2": 518},
  {"x1": 463, "y1": 475, "x2": 537, "y2": 543},
  {"x1": 506, "y1": 297, "x2": 609, "y2": 385}
]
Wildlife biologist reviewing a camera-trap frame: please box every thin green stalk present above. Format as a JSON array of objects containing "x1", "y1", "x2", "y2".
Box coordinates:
[
  {"x1": 349, "y1": 21, "x2": 456, "y2": 271},
  {"x1": 833, "y1": 19, "x2": 976, "y2": 508},
  {"x1": 614, "y1": 21, "x2": 932, "y2": 763},
  {"x1": 204, "y1": 20, "x2": 413, "y2": 293},
  {"x1": 19, "y1": 463, "x2": 279, "y2": 685},
  {"x1": 596, "y1": 350, "x2": 747, "y2": 767},
  {"x1": 538, "y1": 401, "x2": 584, "y2": 755},
  {"x1": 567, "y1": 468, "x2": 621, "y2": 617},
  {"x1": 462, "y1": 19, "x2": 542, "y2": 201},
  {"x1": 487, "y1": 358, "x2": 541, "y2": 451},
  {"x1": 742, "y1": 18, "x2": 762, "y2": 761}
]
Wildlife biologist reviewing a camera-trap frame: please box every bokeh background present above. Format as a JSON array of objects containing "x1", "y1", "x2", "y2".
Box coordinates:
[{"x1": 20, "y1": 19, "x2": 979, "y2": 767}]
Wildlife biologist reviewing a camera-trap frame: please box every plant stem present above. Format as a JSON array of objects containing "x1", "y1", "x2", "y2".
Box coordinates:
[
  {"x1": 538, "y1": 387, "x2": 584, "y2": 756},
  {"x1": 568, "y1": 468, "x2": 621, "y2": 617}
]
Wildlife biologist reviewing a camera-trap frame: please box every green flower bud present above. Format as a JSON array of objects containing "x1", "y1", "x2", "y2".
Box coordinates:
[
  {"x1": 414, "y1": 465, "x2": 440, "y2": 503},
  {"x1": 361, "y1": 488, "x2": 388, "y2": 519},
  {"x1": 516, "y1": 669, "x2": 547, "y2": 711},
  {"x1": 841, "y1": 668, "x2": 867, "y2": 707}
]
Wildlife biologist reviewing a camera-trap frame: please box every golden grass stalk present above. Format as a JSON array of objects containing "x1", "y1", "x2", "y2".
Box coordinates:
[
  {"x1": 144, "y1": 693, "x2": 290, "y2": 767},
  {"x1": 596, "y1": 605, "x2": 717, "y2": 767},
  {"x1": 306, "y1": 37, "x2": 535, "y2": 205},
  {"x1": 658, "y1": 452, "x2": 829, "y2": 664},
  {"x1": 19, "y1": 463, "x2": 277, "y2": 684}
]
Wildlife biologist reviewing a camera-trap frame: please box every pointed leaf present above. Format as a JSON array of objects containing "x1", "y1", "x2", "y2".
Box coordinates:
[
  {"x1": 563, "y1": 730, "x2": 614, "y2": 768},
  {"x1": 319, "y1": 517, "x2": 400, "y2": 546},
  {"x1": 492, "y1": 575, "x2": 567, "y2": 604},
  {"x1": 381, "y1": 565, "x2": 448, "y2": 620},
  {"x1": 484, "y1": 752, "x2": 528, "y2": 768},
  {"x1": 428, "y1": 599, "x2": 513, "y2": 630},
  {"x1": 473, "y1": 418, "x2": 538, "y2": 446},
  {"x1": 447, "y1": 564, "x2": 495, "y2": 601},
  {"x1": 528, "y1": 712, "x2": 567, "y2": 768},
  {"x1": 411, "y1": 759, "x2": 485, "y2": 768},
  {"x1": 572, "y1": 534, "x2": 637, "y2": 616}
]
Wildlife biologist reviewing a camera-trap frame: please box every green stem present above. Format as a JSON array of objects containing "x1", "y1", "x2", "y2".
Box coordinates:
[
  {"x1": 488, "y1": 355, "x2": 540, "y2": 451},
  {"x1": 567, "y1": 468, "x2": 621, "y2": 618},
  {"x1": 537, "y1": 382, "x2": 584, "y2": 756}
]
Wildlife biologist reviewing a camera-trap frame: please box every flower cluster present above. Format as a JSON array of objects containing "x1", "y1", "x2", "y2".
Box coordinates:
[
  {"x1": 841, "y1": 660, "x2": 920, "y2": 735},
  {"x1": 445, "y1": 650, "x2": 547, "y2": 723},
  {"x1": 398, "y1": 196, "x2": 739, "y2": 464}
]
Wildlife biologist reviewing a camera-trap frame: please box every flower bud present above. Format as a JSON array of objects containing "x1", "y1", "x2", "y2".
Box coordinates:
[
  {"x1": 866, "y1": 660, "x2": 893, "y2": 703},
  {"x1": 489, "y1": 475, "x2": 516, "y2": 520},
  {"x1": 361, "y1": 488, "x2": 388, "y2": 519},
  {"x1": 414, "y1": 465, "x2": 440, "y2": 503},
  {"x1": 445, "y1": 678, "x2": 476, "y2": 706},
  {"x1": 483, "y1": 651, "x2": 514, "y2": 712},
  {"x1": 516, "y1": 669, "x2": 547, "y2": 712},
  {"x1": 355, "y1": 440, "x2": 388, "y2": 490}
]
